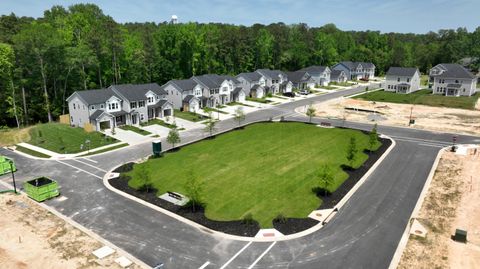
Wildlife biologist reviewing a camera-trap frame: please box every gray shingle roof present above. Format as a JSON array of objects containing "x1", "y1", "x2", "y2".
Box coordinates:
[
  {"x1": 89, "y1": 110, "x2": 108, "y2": 120},
  {"x1": 434, "y1": 63, "x2": 476, "y2": 79},
  {"x1": 386, "y1": 67, "x2": 419, "y2": 77},
  {"x1": 232, "y1": 87, "x2": 243, "y2": 95},
  {"x1": 285, "y1": 71, "x2": 312, "y2": 83},
  {"x1": 256, "y1": 69, "x2": 286, "y2": 79},
  {"x1": 237, "y1": 72, "x2": 262, "y2": 82},
  {"x1": 330, "y1": 70, "x2": 345, "y2": 80},
  {"x1": 110, "y1": 83, "x2": 165, "y2": 101},
  {"x1": 183, "y1": 95, "x2": 196, "y2": 102},
  {"x1": 299, "y1": 66, "x2": 328, "y2": 76},
  {"x1": 192, "y1": 74, "x2": 238, "y2": 89},
  {"x1": 337, "y1": 61, "x2": 375, "y2": 70},
  {"x1": 149, "y1": 99, "x2": 169, "y2": 108},
  {"x1": 169, "y1": 79, "x2": 198, "y2": 92},
  {"x1": 74, "y1": 88, "x2": 119, "y2": 105}
]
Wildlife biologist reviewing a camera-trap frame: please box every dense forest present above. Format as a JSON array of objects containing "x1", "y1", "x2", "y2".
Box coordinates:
[{"x1": 0, "y1": 3, "x2": 479, "y2": 127}]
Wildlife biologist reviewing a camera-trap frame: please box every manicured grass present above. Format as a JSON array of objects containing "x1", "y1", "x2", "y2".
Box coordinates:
[
  {"x1": 353, "y1": 89, "x2": 480, "y2": 110},
  {"x1": 174, "y1": 109, "x2": 209, "y2": 122},
  {"x1": 120, "y1": 125, "x2": 152, "y2": 136},
  {"x1": 272, "y1": 95, "x2": 288, "y2": 100},
  {"x1": 227, "y1": 102, "x2": 254, "y2": 107},
  {"x1": 318, "y1": 85, "x2": 338, "y2": 90},
  {"x1": 141, "y1": 119, "x2": 177, "y2": 129},
  {"x1": 127, "y1": 122, "x2": 381, "y2": 228},
  {"x1": 79, "y1": 143, "x2": 129, "y2": 156},
  {"x1": 246, "y1": 97, "x2": 272, "y2": 104},
  {"x1": 15, "y1": 145, "x2": 51, "y2": 158},
  {"x1": 28, "y1": 123, "x2": 118, "y2": 154},
  {"x1": 203, "y1": 107, "x2": 228, "y2": 114},
  {"x1": 330, "y1": 82, "x2": 355, "y2": 87}
]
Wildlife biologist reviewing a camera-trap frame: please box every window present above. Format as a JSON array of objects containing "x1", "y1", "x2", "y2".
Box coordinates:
[
  {"x1": 73, "y1": 103, "x2": 76, "y2": 109},
  {"x1": 90, "y1": 106, "x2": 95, "y2": 110},
  {"x1": 455, "y1": 80, "x2": 459, "y2": 83},
  {"x1": 210, "y1": 89, "x2": 214, "y2": 95},
  {"x1": 147, "y1": 96, "x2": 154, "y2": 103},
  {"x1": 130, "y1": 102, "x2": 137, "y2": 109},
  {"x1": 407, "y1": 78, "x2": 410, "y2": 83},
  {"x1": 139, "y1": 101, "x2": 145, "y2": 107},
  {"x1": 397, "y1": 78, "x2": 400, "y2": 82},
  {"x1": 140, "y1": 113, "x2": 145, "y2": 121},
  {"x1": 100, "y1": 104, "x2": 104, "y2": 109},
  {"x1": 215, "y1": 89, "x2": 219, "y2": 94},
  {"x1": 388, "y1": 85, "x2": 391, "y2": 89}
]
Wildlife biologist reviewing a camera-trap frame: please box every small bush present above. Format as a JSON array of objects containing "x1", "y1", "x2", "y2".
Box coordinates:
[
  {"x1": 274, "y1": 214, "x2": 287, "y2": 224},
  {"x1": 242, "y1": 213, "x2": 254, "y2": 225},
  {"x1": 137, "y1": 183, "x2": 156, "y2": 193},
  {"x1": 312, "y1": 186, "x2": 331, "y2": 197}
]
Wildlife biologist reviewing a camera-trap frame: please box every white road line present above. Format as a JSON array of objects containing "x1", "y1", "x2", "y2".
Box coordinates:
[
  {"x1": 390, "y1": 136, "x2": 451, "y2": 145},
  {"x1": 247, "y1": 242, "x2": 277, "y2": 269},
  {"x1": 73, "y1": 159, "x2": 107, "y2": 172},
  {"x1": 219, "y1": 241, "x2": 252, "y2": 269},
  {"x1": 418, "y1": 143, "x2": 447, "y2": 148},
  {"x1": 82, "y1": 157, "x2": 98, "y2": 163},
  {"x1": 56, "y1": 160, "x2": 102, "y2": 179},
  {"x1": 198, "y1": 261, "x2": 210, "y2": 269}
]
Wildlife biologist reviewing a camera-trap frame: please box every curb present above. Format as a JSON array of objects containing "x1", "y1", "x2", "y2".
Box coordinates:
[
  {"x1": 387, "y1": 146, "x2": 447, "y2": 269},
  {"x1": 0, "y1": 180, "x2": 150, "y2": 269},
  {"x1": 102, "y1": 131, "x2": 396, "y2": 242}
]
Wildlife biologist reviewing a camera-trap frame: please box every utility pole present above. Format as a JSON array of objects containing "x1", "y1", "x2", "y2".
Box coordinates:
[
  {"x1": 10, "y1": 161, "x2": 17, "y2": 194},
  {"x1": 408, "y1": 105, "x2": 414, "y2": 126}
]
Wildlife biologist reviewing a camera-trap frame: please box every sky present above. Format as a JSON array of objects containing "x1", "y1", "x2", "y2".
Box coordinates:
[{"x1": 1, "y1": 0, "x2": 479, "y2": 34}]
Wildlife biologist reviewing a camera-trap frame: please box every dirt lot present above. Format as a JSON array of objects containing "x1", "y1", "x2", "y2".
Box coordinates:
[
  {"x1": 309, "y1": 98, "x2": 480, "y2": 135},
  {"x1": 0, "y1": 193, "x2": 140, "y2": 269},
  {"x1": 397, "y1": 148, "x2": 480, "y2": 269}
]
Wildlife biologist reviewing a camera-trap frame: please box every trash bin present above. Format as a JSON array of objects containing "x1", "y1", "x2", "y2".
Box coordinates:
[
  {"x1": 152, "y1": 140, "x2": 162, "y2": 157},
  {"x1": 24, "y1": 177, "x2": 60, "y2": 202},
  {"x1": 454, "y1": 229, "x2": 467, "y2": 243},
  {"x1": 0, "y1": 156, "x2": 16, "y2": 176}
]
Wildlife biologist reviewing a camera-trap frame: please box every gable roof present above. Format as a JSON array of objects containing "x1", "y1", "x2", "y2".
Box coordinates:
[
  {"x1": 237, "y1": 72, "x2": 262, "y2": 82},
  {"x1": 386, "y1": 67, "x2": 419, "y2": 77},
  {"x1": 285, "y1": 71, "x2": 313, "y2": 83},
  {"x1": 256, "y1": 69, "x2": 286, "y2": 80},
  {"x1": 336, "y1": 61, "x2": 376, "y2": 70},
  {"x1": 433, "y1": 63, "x2": 476, "y2": 79},
  {"x1": 299, "y1": 66, "x2": 328, "y2": 76},
  {"x1": 89, "y1": 109, "x2": 109, "y2": 120},
  {"x1": 330, "y1": 70, "x2": 345, "y2": 80},
  {"x1": 192, "y1": 74, "x2": 239, "y2": 89},
  {"x1": 109, "y1": 83, "x2": 166, "y2": 101},
  {"x1": 169, "y1": 79, "x2": 198, "y2": 92},
  {"x1": 68, "y1": 88, "x2": 119, "y2": 105}
]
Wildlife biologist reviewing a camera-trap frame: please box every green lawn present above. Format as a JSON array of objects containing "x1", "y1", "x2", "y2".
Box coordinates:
[
  {"x1": 15, "y1": 145, "x2": 51, "y2": 158},
  {"x1": 330, "y1": 82, "x2": 355, "y2": 87},
  {"x1": 174, "y1": 109, "x2": 209, "y2": 122},
  {"x1": 318, "y1": 85, "x2": 338, "y2": 90},
  {"x1": 353, "y1": 89, "x2": 480, "y2": 110},
  {"x1": 28, "y1": 123, "x2": 118, "y2": 154},
  {"x1": 227, "y1": 102, "x2": 254, "y2": 107},
  {"x1": 246, "y1": 97, "x2": 272, "y2": 104},
  {"x1": 120, "y1": 125, "x2": 152, "y2": 136},
  {"x1": 126, "y1": 122, "x2": 380, "y2": 228}
]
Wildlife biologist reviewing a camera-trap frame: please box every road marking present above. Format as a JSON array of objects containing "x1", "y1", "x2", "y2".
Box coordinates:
[
  {"x1": 82, "y1": 157, "x2": 98, "y2": 163},
  {"x1": 56, "y1": 160, "x2": 102, "y2": 179},
  {"x1": 198, "y1": 261, "x2": 210, "y2": 269},
  {"x1": 390, "y1": 136, "x2": 451, "y2": 146},
  {"x1": 247, "y1": 242, "x2": 277, "y2": 269},
  {"x1": 418, "y1": 143, "x2": 447, "y2": 148},
  {"x1": 219, "y1": 241, "x2": 252, "y2": 269},
  {"x1": 73, "y1": 159, "x2": 107, "y2": 172}
]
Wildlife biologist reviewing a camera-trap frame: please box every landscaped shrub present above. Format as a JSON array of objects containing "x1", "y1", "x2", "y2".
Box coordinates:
[
  {"x1": 138, "y1": 183, "x2": 156, "y2": 193},
  {"x1": 113, "y1": 162, "x2": 135, "y2": 173},
  {"x1": 311, "y1": 186, "x2": 331, "y2": 197},
  {"x1": 242, "y1": 213, "x2": 254, "y2": 225},
  {"x1": 266, "y1": 93, "x2": 273, "y2": 98},
  {"x1": 274, "y1": 214, "x2": 287, "y2": 224}
]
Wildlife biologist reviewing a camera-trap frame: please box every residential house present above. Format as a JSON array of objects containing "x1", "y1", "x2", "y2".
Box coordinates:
[
  {"x1": 236, "y1": 72, "x2": 267, "y2": 98},
  {"x1": 192, "y1": 74, "x2": 245, "y2": 107},
  {"x1": 385, "y1": 67, "x2": 421, "y2": 94},
  {"x1": 67, "y1": 83, "x2": 173, "y2": 131},
  {"x1": 332, "y1": 61, "x2": 375, "y2": 80},
  {"x1": 284, "y1": 71, "x2": 314, "y2": 90},
  {"x1": 255, "y1": 69, "x2": 290, "y2": 94},
  {"x1": 161, "y1": 79, "x2": 202, "y2": 112},
  {"x1": 299, "y1": 66, "x2": 331, "y2": 86},
  {"x1": 429, "y1": 63, "x2": 477, "y2": 97},
  {"x1": 330, "y1": 70, "x2": 347, "y2": 83}
]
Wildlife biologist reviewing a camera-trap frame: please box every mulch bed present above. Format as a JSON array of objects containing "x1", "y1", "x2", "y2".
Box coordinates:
[{"x1": 109, "y1": 131, "x2": 392, "y2": 237}]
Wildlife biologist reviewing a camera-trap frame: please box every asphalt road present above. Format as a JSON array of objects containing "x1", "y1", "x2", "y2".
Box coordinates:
[{"x1": 1, "y1": 84, "x2": 478, "y2": 269}]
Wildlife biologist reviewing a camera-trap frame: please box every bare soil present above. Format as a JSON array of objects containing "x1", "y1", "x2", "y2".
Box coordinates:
[
  {"x1": 311, "y1": 98, "x2": 480, "y2": 135},
  {"x1": 397, "y1": 148, "x2": 480, "y2": 269},
  {"x1": 0, "y1": 193, "x2": 140, "y2": 269}
]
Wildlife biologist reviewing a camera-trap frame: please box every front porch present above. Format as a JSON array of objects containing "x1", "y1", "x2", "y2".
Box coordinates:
[
  {"x1": 396, "y1": 83, "x2": 411, "y2": 94},
  {"x1": 445, "y1": 84, "x2": 462, "y2": 97}
]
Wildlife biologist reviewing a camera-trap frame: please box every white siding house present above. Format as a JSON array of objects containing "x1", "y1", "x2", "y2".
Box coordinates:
[
  {"x1": 385, "y1": 67, "x2": 421, "y2": 94},
  {"x1": 429, "y1": 63, "x2": 477, "y2": 97}
]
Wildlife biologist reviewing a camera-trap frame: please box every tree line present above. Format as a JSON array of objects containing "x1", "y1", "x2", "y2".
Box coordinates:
[{"x1": 1, "y1": 3, "x2": 479, "y2": 127}]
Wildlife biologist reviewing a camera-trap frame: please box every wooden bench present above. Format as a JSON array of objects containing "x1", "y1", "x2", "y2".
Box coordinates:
[{"x1": 167, "y1": 191, "x2": 182, "y2": 200}]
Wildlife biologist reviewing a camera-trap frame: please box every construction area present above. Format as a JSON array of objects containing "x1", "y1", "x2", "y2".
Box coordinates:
[
  {"x1": 0, "y1": 193, "x2": 142, "y2": 269},
  {"x1": 397, "y1": 147, "x2": 480, "y2": 269}
]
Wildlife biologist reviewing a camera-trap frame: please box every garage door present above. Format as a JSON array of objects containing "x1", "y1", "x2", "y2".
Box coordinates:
[{"x1": 99, "y1": 121, "x2": 110, "y2": 130}]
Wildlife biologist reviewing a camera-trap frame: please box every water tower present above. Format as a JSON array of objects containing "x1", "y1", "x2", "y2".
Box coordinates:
[{"x1": 171, "y1": 15, "x2": 178, "y2": 24}]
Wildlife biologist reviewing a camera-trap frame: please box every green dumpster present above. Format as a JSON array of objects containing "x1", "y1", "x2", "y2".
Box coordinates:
[
  {"x1": 0, "y1": 156, "x2": 16, "y2": 176},
  {"x1": 24, "y1": 177, "x2": 60, "y2": 202}
]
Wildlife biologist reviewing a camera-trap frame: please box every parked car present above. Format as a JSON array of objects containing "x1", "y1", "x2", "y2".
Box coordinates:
[
  {"x1": 299, "y1": 89, "x2": 310, "y2": 95},
  {"x1": 282, "y1": 92, "x2": 295, "y2": 98},
  {"x1": 359, "y1": 77, "x2": 369, "y2": 82}
]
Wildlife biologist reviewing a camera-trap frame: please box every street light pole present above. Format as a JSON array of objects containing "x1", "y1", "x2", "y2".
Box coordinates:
[{"x1": 9, "y1": 161, "x2": 17, "y2": 194}]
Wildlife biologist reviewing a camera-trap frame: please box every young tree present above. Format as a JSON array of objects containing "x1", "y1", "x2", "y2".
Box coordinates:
[
  {"x1": 167, "y1": 127, "x2": 180, "y2": 148},
  {"x1": 318, "y1": 165, "x2": 334, "y2": 196},
  {"x1": 306, "y1": 104, "x2": 316, "y2": 123},
  {"x1": 346, "y1": 137, "x2": 358, "y2": 168},
  {"x1": 135, "y1": 165, "x2": 152, "y2": 192},
  {"x1": 185, "y1": 170, "x2": 204, "y2": 212},
  {"x1": 0, "y1": 43, "x2": 20, "y2": 128},
  {"x1": 368, "y1": 123, "x2": 378, "y2": 151},
  {"x1": 204, "y1": 112, "x2": 217, "y2": 137},
  {"x1": 233, "y1": 106, "x2": 245, "y2": 127}
]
